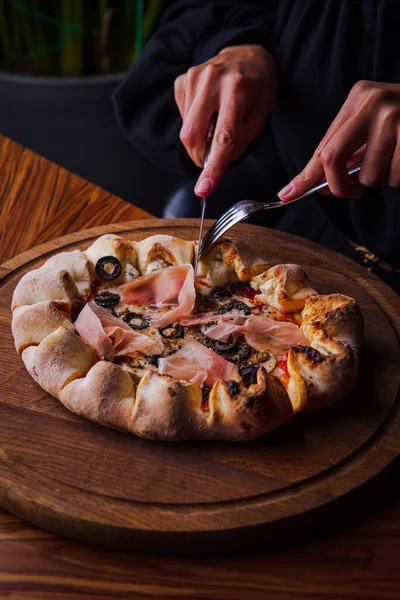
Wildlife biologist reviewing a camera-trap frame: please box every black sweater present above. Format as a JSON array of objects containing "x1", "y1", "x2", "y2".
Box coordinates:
[{"x1": 113, "y1": 0, "x2": 400, "y2": 267}]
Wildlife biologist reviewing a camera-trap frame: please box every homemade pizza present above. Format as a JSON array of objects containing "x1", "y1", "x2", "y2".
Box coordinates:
[{"x1": 11, "y1": 234, "x2": 363, "y2": 442}]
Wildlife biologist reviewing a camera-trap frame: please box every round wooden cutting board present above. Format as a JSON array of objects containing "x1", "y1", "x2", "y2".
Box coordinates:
[{"x1": 0, "y1": 219, "x2": 399, "y2": 555}]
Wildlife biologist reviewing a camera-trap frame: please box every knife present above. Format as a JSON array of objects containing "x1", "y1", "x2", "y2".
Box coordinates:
[{"x1": 194, "y1": 112, "x2": 218, "y2": 278}]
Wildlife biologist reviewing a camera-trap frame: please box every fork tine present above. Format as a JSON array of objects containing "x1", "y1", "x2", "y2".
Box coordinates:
[
  {"x1": 202, "y1": 207, "x2": 246, "y2": 241},
  {"x1": 204, "y1": 208, "x2": 249, "y2": 241},
  {"x1": 199, "y1": 210, "x2": 250, "y2": 258},
  {"x1": 201, "y1": 207, "x2": 238, "y2": 241},
  {"x1": 201, "y1": 219, "x2": 235, "y2": 251},
  {"x1": 200, "y1": 223, "x2": 236, "y2": 258},
  {"x1": 201, "y1": 200, "x2": 251, "y2": 240},
  {"x1": 200, "y1": 212, "x2": 244, "y2": 251},
  {"x1": 199, "y1": 200, "x2": 260, "y2": 259}
]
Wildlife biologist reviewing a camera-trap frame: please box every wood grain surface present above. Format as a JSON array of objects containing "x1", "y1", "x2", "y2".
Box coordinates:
[
  {"x1": 1, "y1": 218, "x2": 400, "y2": 558},
  {"x1": 0, "y1": 135, "x2": 151, "y2": 264},
  {"x1": 1, "y1": 134, "x2": 400, "y2": 599}
]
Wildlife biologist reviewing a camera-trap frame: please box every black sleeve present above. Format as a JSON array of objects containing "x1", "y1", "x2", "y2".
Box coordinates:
[{"x1": 112, "y1": 0, "x2": 277, "y2": 176}]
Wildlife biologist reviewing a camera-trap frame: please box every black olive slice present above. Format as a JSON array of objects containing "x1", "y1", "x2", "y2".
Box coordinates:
[
  {"x1": 123, "y1": 312, "x2": 151, "y2": 330},
  {"x1": 146, "y1": 355, "x2": 160, "y2": 366},
  {"x1": 230, "y1": 281, "x2": 252, "y2": 296},
  {"x1": 239, "y1": 365, "x2": 259, "y2": 387},
  {"x1": 209, "y1": 287, "x2": 232, "y2": 300},
  {"x1": 222, "y1": 343, "x2": 252, "y2": 365},
  {"x1": 218, "y1": 300, "x2": 250, "y2": 316},
  {"x1": 94, "y1": 291, "x2": 120, "y2": 308},
  {"x1": 95, "y1": 256, "x2": 122, "y2": 281},
  {"x1": 195, "y1": 331, "x2": 214, "y2": 349},
  {"x1": 211, "y1": 335, "x2": 238, "y2": 353},
  {"x1": 235, "y1": 343, "x2": 252, "y2": 362},
  {"x1": 158, "y1": 324, "x2": 184, "y2": 340}
]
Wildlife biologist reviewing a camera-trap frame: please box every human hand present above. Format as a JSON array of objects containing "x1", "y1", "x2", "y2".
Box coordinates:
[
  {"x1": 278, "y1": 81, "x2": 400, "y2": 202},
  {"x1": 174, "y1": 44, "x2": 276, "y2": 197}
]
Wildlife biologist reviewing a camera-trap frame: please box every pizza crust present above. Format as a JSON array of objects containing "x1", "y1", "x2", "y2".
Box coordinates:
[
  {"x1": 11, "y1": 234, "x2": 364, "y2": 442},
  {"x1": 290, "y1": 293, "x2": 363, "y2": 411},
  {"x1": 60, "y1": 365, "x2": 293, "y2": 442},
  {"x1": 135, "y1": 234, "x2": 194, "y2": 274},
  {"x1": 197, "y1": 239, "x2": 270, "y2": 287},
  {"x1": 133, "y1": 370, "x2": 204, "y2": 440},
  {"x1": 22, "y1": 326, "x2": 96, "y2": 398},
  {"x1": 251, "y1": 263, "x2": 317, "y2": 312},
  {"x1": 12, "y1": 301, "x2": 74, "y2": 355},
  {"x1": 12, "y1": 268, "x2": 80, "y2": 314},
  {"x1": 43, "y1": 250, "x2": 93, "y2": 296},
  {"x1": 206, "y1": 368, "x2": 293, "y2": 441},
  {"x1": 84, "y1": 234, "x2": 139, "y2": 283},
  {"x1": 61, "y1": 361, "x2": 136, "y2": 431}
]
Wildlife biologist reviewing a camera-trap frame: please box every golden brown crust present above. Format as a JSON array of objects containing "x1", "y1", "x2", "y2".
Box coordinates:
[
  {"x1": 12, "y1": 268, "x2": 80, "y2": 315},
  {"x1": 12, "y1": 301, "x2": 74, "y2": 355},
  {"x1": 206, "y1": 368, "x2": 293, "y2": 441},
  {"x1": 135, "y1": 234, "x2": 194, "y2": 274},
  {"x1": 132, "y1": 371, "x2": 204, "y2": 440},
  {"x1": 61, "y1": 361, "x2": 136, "y2": 431},
  {"x1": 301, "y1": 293, "x2": 363, "y2": 356},
  {"x1": 84, "y1": 234, "x2": 138, "y2": 283},
  {"x1": 11, "y1": 233, "x2": 364, "y2": 442},
  {"x1": 22, "y1": 326, "x2": 96, "y2": 398},
  {"x1": 131, "y1": 368, "x2": 292, "y2": 442},
  {"x1": 251, "y1": 263, "x2": 317, "y2": 312},
  {"x1": 44, "y1": 250, "x2": 93, "y2": 296},
  {"x1": 198, "y1": 238, "x2": 270, "y2": 287},
  {"x1": 286, "y1": 293, "x2": 363, "y2": 412}
]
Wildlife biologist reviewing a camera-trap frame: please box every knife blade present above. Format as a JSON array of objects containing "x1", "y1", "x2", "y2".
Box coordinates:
[{"x1": 194, "y1": 112, "x2": 218, "y2": 278}]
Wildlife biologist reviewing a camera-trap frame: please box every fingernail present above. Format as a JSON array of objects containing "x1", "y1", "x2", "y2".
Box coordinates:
[
  {"x1": 277, "y1": 182, "x2": 294, "y2": 201},
  {"x1": 195, "y1": 178, "x2": 212, "y2": 196}
]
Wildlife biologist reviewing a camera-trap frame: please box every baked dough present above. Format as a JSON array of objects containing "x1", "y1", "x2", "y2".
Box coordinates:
[
  {"x1": 11, "y1": 234, "x2": 364, "y2": 442},
  {"x1": 135, "y1": 234, "x2": 194, "y2": 274},
  {"x1": 197, "y1": 239, "x2": 270, "y2": 287}
]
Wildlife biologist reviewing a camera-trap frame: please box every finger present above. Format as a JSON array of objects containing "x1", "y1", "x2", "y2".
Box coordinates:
[
  {"x1": 279, "y1": 84, "x2": 369, "y2": 201},
  {"x1": 181, "y1": 64, "x2": 214, "y2": 119},
  {"x1": 319, "y1": 118, "x2": 366, "y2": 198},
  {"x1": 312, "y1": 81, "x2": 369, "y2": 157},
  {"x1": 346, "y1": 143, "x2": 366, "y2": 168},
  {"x1": 174, "y1": 74, "x2": 186, "y2": 119},
  {"x1": 179, "y1": 66, "x2": 219, "y2": 166},
  {"x1": 358, "y1": 119, "x2": 396, "y2": 187},
  {"x1": 278, "y1": 156, "x2": 325, "y2": 201},
  {"x1": 388, "y1": 137, "x2": 400, "y2": 188},
  {"x1": 194, "y1": 90, "x2": 243, "y2": 196},
  {"x1": 181, "y1": 96, "x2": 218, "y2": 167},
  {"x1": 279, "y1": 117, "x2": 366, "y2": 201},
  {"x1": 312, "y1": 95, "x2": 359, "y2": 157}
]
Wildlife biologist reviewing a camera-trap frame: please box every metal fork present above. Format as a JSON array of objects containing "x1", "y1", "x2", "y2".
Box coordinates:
[{"x1": 198, "y1": 162, "x2": 362, "y2": 259}]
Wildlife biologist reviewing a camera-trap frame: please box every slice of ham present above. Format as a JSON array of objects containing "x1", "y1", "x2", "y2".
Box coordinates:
[
  {"x1": 158, "y1": 336, "x2": 240, "y2": 387},
  {"x1": 199, "y1": 317, "x2": 243, "y2": 340},
  {"x1": 119, "y1": 264, "x2": 195, "y2": 327},
  {"x1": 201, "y1": 314, "x2": 307, "y2": 354},
  {"x1": 75, "y1": 302, "x2": 115, "y2": 360},
  {"x1": 178, "y1": 313, "x2": 221, "y2": 327},
  {"x1": 240, "y1": 317, "x2": 307, "y2": 353},
  {"x1": 75, "y1": 302, "x2": 163, "y2": 360}
]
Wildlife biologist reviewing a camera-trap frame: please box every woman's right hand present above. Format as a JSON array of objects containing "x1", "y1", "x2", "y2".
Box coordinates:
[{"x1": 174, "y1": 44, "x2": 276, "y2": 196}]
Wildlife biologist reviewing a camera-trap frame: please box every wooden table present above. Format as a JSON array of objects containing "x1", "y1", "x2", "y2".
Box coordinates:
[{"x1": 0, "y1": 133, "x2": 399, "y2": 599}]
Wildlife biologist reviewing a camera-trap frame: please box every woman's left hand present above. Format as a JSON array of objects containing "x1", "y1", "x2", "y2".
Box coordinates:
[{"x1": 277, "y1": 81, "x2": 400, "y2": 202}]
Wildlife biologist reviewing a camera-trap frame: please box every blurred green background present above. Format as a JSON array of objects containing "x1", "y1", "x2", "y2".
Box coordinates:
[{"x1": 0, "y1": 0, "x2": 165, "y2": 76}]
